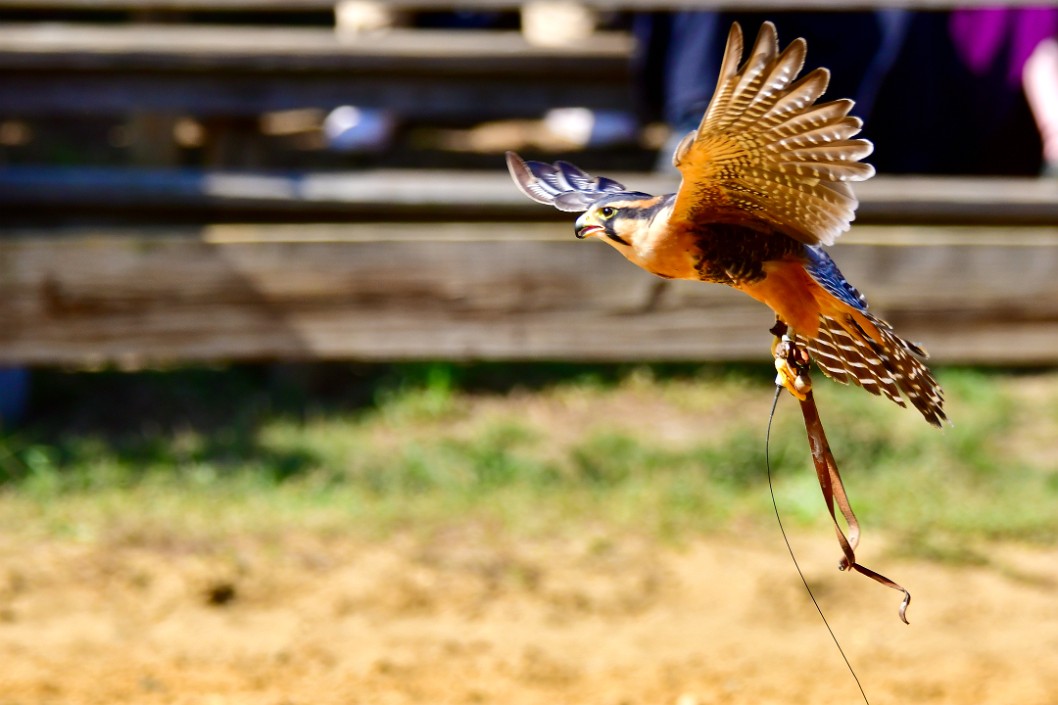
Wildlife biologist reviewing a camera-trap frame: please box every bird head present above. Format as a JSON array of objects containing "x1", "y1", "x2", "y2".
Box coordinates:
[{"x1": 574, "y1": 194, "x2": 668, "y2": 250}]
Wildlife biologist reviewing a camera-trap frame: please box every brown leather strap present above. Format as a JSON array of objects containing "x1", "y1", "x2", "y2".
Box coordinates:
[{"x1": 799, "y1": 390, "x2": 912, "y2": 625}]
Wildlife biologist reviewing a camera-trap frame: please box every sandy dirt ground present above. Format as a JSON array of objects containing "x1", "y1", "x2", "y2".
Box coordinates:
[{"x1": 0, "y1": 526, "x2": 1055, "y2": 705}]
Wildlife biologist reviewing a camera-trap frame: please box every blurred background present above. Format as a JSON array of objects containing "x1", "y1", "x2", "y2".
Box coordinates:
[{"x1": 0, "y1": 2, "x2": 1057, "y2": 704}]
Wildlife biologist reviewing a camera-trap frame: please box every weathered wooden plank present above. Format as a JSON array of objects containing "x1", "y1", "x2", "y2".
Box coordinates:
[
  {"x1": 0, "y1": 26, "x2": 630, "y2": 116},
  {"x1": 1, "y1": 223, "x2": 1056, "y2": 366},
  {"x1": 856, "y1": 176, "x2": 1058, "y2": 224},
  {"x1": 0, "y1": 26, "x2": 631, "y2": 70},
  {"x1": 2, "y1": 168, "x2": 1057, "y2": 225}
]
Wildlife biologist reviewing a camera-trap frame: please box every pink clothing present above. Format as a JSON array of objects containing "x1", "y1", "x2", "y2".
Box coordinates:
[{"x1": 950, "y1": 8, "x2": 1058, "y2": 87}]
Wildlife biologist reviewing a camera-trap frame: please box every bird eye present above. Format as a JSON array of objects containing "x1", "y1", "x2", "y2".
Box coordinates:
[{"x1": 599, "y1": 206, "x2": 616, "y2": 218}]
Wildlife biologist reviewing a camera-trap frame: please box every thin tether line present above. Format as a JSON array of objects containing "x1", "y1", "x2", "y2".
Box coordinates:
[{"x1": 765, "y1": 386, "x2": 871, "y2": 705}]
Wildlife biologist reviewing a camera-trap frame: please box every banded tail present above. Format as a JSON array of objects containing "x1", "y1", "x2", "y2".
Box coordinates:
[
  {"x1": 800, "y1": 310, "x2": 947, "y2": 428},
  {"x1": 798, "y1": 248, "x2": 946, "y2": 427}
]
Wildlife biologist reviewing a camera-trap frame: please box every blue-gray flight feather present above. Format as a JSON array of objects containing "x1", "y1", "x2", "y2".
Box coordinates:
[{"x1": 506, "y1": 151, "x2": 645, "y2": 213}]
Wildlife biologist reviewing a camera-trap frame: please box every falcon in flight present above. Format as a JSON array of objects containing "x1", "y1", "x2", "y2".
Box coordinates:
[{"x1": 507, "y1": 21, "x2": 946, "y2": 427}]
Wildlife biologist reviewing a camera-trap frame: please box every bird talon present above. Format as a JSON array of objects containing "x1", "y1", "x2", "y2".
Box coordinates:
[
  {"x1": 773, "y1": 334, "x2": 812, "y2": 400},
  {"x1": 774, "y1": 362, "x2": 811, "y2": 400}
]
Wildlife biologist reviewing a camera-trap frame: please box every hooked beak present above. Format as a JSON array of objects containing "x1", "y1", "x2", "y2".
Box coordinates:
[{"x1": 574, "y1": 212, "x2": 601, "y2": 239}]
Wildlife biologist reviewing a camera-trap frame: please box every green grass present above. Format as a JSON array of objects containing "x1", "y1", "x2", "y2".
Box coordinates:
[{"x1": 1, "y1": 363, "x2": 1056, "y2": 556}]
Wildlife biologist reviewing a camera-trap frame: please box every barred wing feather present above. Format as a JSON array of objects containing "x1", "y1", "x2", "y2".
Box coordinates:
[{"x1": 670, "y1": 21, "x2": 874, "y2": 246}]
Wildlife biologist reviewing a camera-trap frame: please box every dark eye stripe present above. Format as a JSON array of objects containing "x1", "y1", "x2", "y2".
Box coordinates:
[{"x1": 601, "y1": 194, "x2": 674, "y2": 222}]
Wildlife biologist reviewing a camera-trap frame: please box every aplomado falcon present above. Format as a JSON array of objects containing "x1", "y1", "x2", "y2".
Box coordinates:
[{"x1": 507, "y1": 21, "x2": 946, "y2": 427}]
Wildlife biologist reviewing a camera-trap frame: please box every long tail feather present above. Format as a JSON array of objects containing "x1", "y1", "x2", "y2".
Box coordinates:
[{"x1": 802, "y1": 311, "x2": 947, "y2": 428}]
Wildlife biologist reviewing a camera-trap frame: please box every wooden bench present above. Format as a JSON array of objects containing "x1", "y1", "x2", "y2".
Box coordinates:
[
  {"x1": 1, "y1": 2, "x2": 1056, "y2": 367},
  {"x1": 2, "y1": 222, "x2": 1056, "y2": 366},
  {"x1": 2, "y1": 172, "x2": 1057, "y2": 366},
  {"x1": 2, "y1": 167, "x2": 1058, "y2": 225},
  {"x1": 0, "y1": 24, "x2": 631, "y2": 120},
  {"x1": 0, "y1": 14, "x2": 638, "y2": 170}
]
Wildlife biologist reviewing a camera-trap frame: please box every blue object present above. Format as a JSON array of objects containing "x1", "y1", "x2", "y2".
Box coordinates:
[{"x1": 0, "y1": 367, "x2": 29, "y2": 426}]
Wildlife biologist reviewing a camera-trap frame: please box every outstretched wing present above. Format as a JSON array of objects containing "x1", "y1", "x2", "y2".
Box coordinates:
[
  {"x1": 670, "y1": 22, "x2": 874, "y2": 246},
  {"x1": 505, "y1": 151, "x2": 646, "y2": 212}
]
